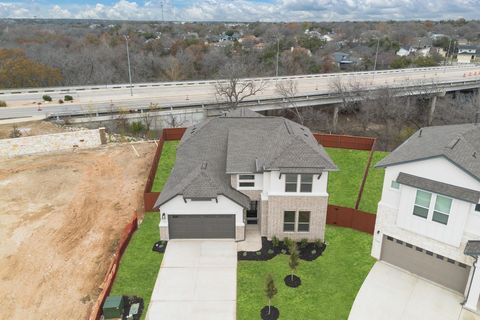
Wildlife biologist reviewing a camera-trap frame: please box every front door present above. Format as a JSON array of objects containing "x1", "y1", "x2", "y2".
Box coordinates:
[{"x1": 246, "y1": 201, "x2": 258, "y2": 224}]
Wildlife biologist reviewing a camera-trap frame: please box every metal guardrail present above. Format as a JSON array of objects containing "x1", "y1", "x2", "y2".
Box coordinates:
[
  {"x1": 2, "y1": 65, "x2": 479, "y2": 95},
  {"x1": 45, "y1": 78, "x2": 480, "y2": 121}
]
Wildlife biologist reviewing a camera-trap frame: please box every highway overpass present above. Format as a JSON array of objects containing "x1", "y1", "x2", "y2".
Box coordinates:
[{"x1": 0, "y1": 64, "x2": 479, "y2": 122}]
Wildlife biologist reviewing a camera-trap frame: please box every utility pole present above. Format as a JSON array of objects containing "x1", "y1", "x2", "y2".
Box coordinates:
[
  {"x1": 275, "y1": 37, "x2": 280, "y2": 77},
  {"x1": 444, "y1": 37, "x2": 452, "y2": 67},
  {"x1": 373, "y1": 37, "x2": 380, "y2": 72},
  {"x1": 161, "y1": 0, "x2": 164, "y2": 22},
  {"x1": 124, "y1": 35, "x2": 133, "y2": 96}
]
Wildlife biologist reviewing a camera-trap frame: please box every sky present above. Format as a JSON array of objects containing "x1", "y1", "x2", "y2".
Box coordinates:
[{"x1": 0, "y1": 0, "x2": 479, "y2": 21}]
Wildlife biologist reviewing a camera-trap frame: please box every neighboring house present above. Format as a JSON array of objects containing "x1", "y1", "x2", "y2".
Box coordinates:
[
  {"x1": 457, "y1": 45, "x2": 479, "y2": 64},
  {"x1": 372, "y1": 124, "x2": 480, "y2": 312},
  {"x1": 290, "y1": 46, "x2": 312, "y2": 57},
  {"x1": 154, "y1": 109, "x2": 337, "y2": 242},
  {"x1": 396, "y1": 47, "x2": 413, "y2": 57},
  {"x1": 333, "y1": 52, "x2": 355, "y2": 69}
]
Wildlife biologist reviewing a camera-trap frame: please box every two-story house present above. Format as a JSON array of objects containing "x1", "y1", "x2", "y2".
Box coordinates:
[
  {"x1": 372, "y1": 124, "x2": 480, "y2": 312},
  {"x1": 153, "y1": 108, "x2": 337, "y2": 242}
]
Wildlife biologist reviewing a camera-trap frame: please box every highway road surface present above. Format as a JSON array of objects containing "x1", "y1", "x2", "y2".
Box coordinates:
[{"x1": 0, "y1": 65, "x2": 479, "y2": 121}]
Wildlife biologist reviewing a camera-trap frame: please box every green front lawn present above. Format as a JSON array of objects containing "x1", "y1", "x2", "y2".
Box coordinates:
[
  {"x1": 151, "y1": 140, "x2": 179, "y2": 192},
  {"x1": 237, "y1": 225, "x2": 375, "y2": 320},
  {"x1": 110, "y1": 213, "x2": 162, "y2": 320}
]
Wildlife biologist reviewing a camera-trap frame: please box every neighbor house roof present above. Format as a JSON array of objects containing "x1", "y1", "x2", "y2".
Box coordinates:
[
  {"x1": 396, "y1": 172, "x2": 480, "y2": 203},
  {"x1": 376, "y1": 124, "x2": 480, "y2": 181},
  {"x1": 154, "y1": 109, "x2": 337, "y2": 209}
]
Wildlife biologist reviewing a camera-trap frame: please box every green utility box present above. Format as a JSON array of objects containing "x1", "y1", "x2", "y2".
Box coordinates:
[{"x1": 102, "y1": 295, "x2": 124, "y2": 319}]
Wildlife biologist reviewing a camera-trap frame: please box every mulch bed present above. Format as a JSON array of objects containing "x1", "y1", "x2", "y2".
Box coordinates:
[
  {"x1": 237, "y1": 237, "x2": 326, "y2": 261},
  {"x1": 284, "y1": 275, "x2": 301, "y2": 288},
  {"x1": 260, "y1": 306, "x2": 280, "y2": 320},
  {"x1": 152, "y1": 240, "x2": 168, "y2": 253}
]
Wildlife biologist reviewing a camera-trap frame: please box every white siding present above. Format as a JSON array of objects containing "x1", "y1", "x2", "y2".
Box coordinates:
[
  {"x1": 373, "y1": 156, "x2": 480, "y2": 263},
  {"x1": 159, "y1": 195, "x2": 245, "y2": 227}
]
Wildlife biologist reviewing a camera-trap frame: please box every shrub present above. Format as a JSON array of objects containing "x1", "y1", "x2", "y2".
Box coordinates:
[
  {"x1": 256, "y1": 251, "x2": 262, "y2": 256},
  {"x1": 311, "y1": 249, "x2": 317, "y2": 255},
  {"x1": 314, "y1": 239, "x2": 323, "y2": 249},
  {"x1": 242, "y1": 252, "x2": 247, "y2": 257},
  {"x1": 283, "y1": 237, "x2": 294, "y2": 250},
  {"x1": 267, "y1": 249, "x2": 274, "y2": 255},
  {"x1": 281, "y1": 249, "x2": 287, "y2": 254},
  {"x1": 299, "y1": 238, "x2": 309, "y2": 249},
  {"x1": 42, "y1": 95, "x2": 52, "y2": 102},
  {"x1": 0, "y1": 100, "x2": 6, "y2": 107},
  {"x1": 9, "y1": 125, "x2": 21, "y2": 138},
  {"x1": 58, "y1": 99, "x2": 64, "y2": 104},
  {"x1": 130, "y1": 121, "x2": 145, "y2": 134},
  {"x1": 271, "y1": 236, "x2": 279, "y2": 248},
  {"x1": 64, "y1": 95, "x2": 73, "y2": 101}
]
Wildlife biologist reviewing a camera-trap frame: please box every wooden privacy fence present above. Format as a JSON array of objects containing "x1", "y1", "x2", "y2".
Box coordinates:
[
  {"x1": 326, "y1": 205, "x2": 376, "y2": 234},
  {"x1": 88, "y1": 212, "x2": 138, "y2": 320},
  {"x1": 144, "y1": 128, "x2": 186, "y2": 211},
  {"x1": 313, "y1": 133, "x2": 375, "y2": 151}
]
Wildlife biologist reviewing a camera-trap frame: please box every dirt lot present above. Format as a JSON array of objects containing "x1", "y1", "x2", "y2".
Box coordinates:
[
  {"x1": 0, "y1": 142, "x2": 156, "y2": 319},
  {"x1": 0, "y1": 120, "x2": 67, "y2": 139}
]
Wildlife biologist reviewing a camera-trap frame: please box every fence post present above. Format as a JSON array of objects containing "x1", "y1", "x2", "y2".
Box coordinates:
[{"x1": 354, "y1": 139, "x2": 376, "y2": 210}]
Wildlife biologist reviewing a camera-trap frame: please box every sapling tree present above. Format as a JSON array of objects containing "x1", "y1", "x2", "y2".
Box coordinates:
[
  {"x1": 264, "y1": 273, "x2": 278, "y2": 315},
  {"x1": 289, "y1": 244, "x2": 300, "y2": 281}
]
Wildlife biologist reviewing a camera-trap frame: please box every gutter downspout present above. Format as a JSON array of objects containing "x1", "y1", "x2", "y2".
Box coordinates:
[{"x1": 462, "y1": 256, "x2": 478, "y2": 305}]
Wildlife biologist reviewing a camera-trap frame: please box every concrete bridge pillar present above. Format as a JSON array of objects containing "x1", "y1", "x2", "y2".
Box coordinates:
[
  {"x1": 332, "y1": 105, "x2": 339, "y2": 133},
  {"x1": 428, "y1": 95, "x2": 437, "y2": 126}
]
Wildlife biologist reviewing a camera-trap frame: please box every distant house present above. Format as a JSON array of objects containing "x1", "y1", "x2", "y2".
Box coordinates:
[
  {"x1": 290, "y1": 46, "x2": 312, "y2": 57},
  {"x1": 396, "y1": 48, "x2": 411, "y2": 57},
  {"x1": 372, "y1": 124, "x2": 480, "y2": 313},
  {"x1": 253, "y1": 42, "x2": 266, "y2": 51},
  {"x1": 457, "y1": 45, "x2": 480, "y2": 64},
  {"x1": 154, "y1": 109, "x2": 337, "y2": 242},
  {"x1": 333, "y1": 52, "x2": 355, "y2": 69}
]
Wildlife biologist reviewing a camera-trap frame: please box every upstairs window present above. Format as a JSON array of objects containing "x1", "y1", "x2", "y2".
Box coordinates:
[
  {"x1": 413, "y1": 190, "x2": 431, "y2": 219},
  {"x1": 432, "y1": 195, "x2": 452, "y2": 225},
  {"x1": 238, "y1": 174, "x2": 255, "y2": 188},
  {"x1": 475, "y1": 204, "x2": 480, "y2": 212},
  {"x1": 285, "y1": 174, "x2": 298, "y2": 192},
  {"x1": 300, "y1": 174, "x2": 313, "y2": 192},
  {"x1": 391, "y1": 180, "x2": 400, "y2": 189}
]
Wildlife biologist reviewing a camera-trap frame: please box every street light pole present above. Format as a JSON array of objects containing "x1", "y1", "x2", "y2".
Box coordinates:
[
  {"x1": 275, "y1": 37, "x2": 280, "y2": 77},
  {"x1": 373, "y1": 37, "x2": 380, "y2": 72},
  {"x1": 124, "y1": 35, "x2": 133, "y2": 96}
]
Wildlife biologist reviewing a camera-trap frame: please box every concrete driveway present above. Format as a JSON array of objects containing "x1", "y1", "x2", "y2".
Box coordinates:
[
  {"x1": 349, "y1": 262, "x2": 480, "y2": 320},
  {"x1": 146, "y1": 240, "x2": 237, "y2": 320}
]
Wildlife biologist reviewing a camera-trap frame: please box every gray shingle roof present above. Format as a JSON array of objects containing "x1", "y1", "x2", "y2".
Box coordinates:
[
  {"x1": 465, "y1": 240, "x2": 480, "y2": 257},
  {"x1": 396, "y1": 172, "x2": 480, "y2": 203},
  {"x1": 376, "y1": 124, "x2": 480, "y2": 181},
  {"x1": 154, "y1": 109, "x2": 337, "y2": 209}
]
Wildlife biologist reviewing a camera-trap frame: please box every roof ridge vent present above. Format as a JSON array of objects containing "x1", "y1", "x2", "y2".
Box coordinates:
[
  {"x1": 418, "y1": 129, "x2": 422, "y2": 137},
  {"x1": 201, "y1": 161, "x2": 208, "y2": 170}
]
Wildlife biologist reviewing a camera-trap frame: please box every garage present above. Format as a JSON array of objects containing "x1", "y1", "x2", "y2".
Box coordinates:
[
  {"x1": 381, "y1": 235, "x2": 470, "y2": 293},
  {"x1": 168, "y1": 214, "x2": 235, "y2": 239}
]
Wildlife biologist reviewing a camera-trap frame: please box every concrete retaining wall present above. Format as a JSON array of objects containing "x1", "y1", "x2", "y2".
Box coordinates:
[{"x1": 0, "y1": 128, "x2": 106, "y2": 158}]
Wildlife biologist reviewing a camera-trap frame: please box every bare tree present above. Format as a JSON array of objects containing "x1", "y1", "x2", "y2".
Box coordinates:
[
  {"x1": 275, "y1": 80, "x2": 304, "y2": 124},
  {"x1": 329, "y1": 77, "x2": 365, "y2": 132},
  {"x1": 164, "y1": 108, "x2": 187, "y2": 128},
  {"x1": 215, "y1": 62, "x2": 267, "y2": 110}
]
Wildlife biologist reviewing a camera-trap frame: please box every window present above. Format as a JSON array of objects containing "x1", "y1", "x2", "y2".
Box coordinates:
[
  {"x1": 300, "y1": 174, "x2": 313, "y2": 192},
  {"x1": 413, "y1": 190, "x2": 432, "y2": 219},
  {"x1": 391, "y1": 180, "x2": 400, "y2": 189},
  {"x1": 238, "y1": 174, "x2": 255, "y2": 187},
  {"x1": 432, "y1": 195, "x2": 452, "y2": 225},
  {"x1": 475, "y1": 204, "x2": 480, "y2": 212},
  {"x1": 285, "y1": 174, "x2": 298, "y2": 192},
  {"x1": 298, "y1": 211, "x2": 310, "y2": 232},
  {"x1": 283, "y1": 211, "x2": 296, "y2": 232}
]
